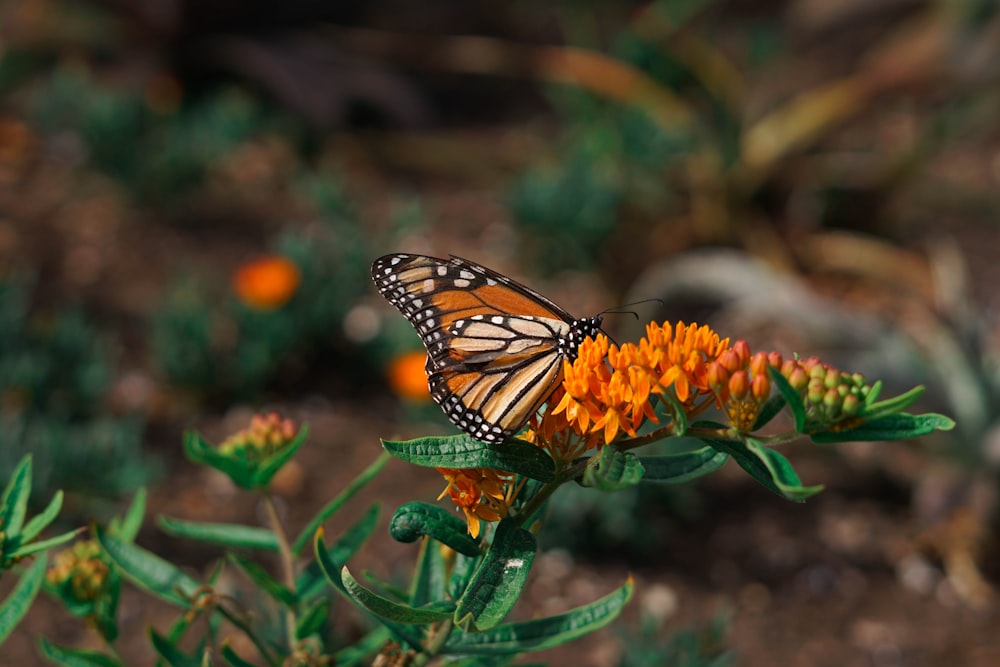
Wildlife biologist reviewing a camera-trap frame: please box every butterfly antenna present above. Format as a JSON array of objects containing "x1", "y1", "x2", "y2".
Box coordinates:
[{"x1": 598, "y1": 297, "x2": 665, "y2": 320}]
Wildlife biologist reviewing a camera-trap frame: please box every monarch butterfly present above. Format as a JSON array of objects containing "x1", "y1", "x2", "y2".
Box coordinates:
[{"x1": 372, "y1": 253, "x2": 602, "y2": 443}]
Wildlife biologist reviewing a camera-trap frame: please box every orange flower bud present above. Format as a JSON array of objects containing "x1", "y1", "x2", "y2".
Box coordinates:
[
  {"x1": 731, "y1": 340, "x2": 751, "y2": 366},
  {"x1": 707, "y1": 361, "x2": 729, "y2": 390},
  {"x1": 233, "y1": 255, "x2": 301, "y2": 310},
  {"x1": 751, "y1": 372, "x2": 770, "y2": 400},
  {"x1": 728, "y1": 370, "x2": 749, "y2": 400},
  {"x1": 767, "y1": 351, "x2": 783, "y2": 369},
  {"x1": 387, "y1": 350, "x2": 431, "y2": 402},
  {"x1": 749, "y1": 352, "x2": 770, "y2": 378},
  {"x1": 787, "y1": 366, "x2": 809, "y2": 391}
]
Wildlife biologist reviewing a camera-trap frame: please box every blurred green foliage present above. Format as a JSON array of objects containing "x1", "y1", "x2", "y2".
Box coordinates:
[
  {"x1": 618, "y1": 613, "x2": 733, "y2": 667},
  {"x1": 151, "y1": 178, "x2": 384, "y2": 399},
  {"x1": 0, "y1": 276, "x2": 151, "y2": 502},
  {"x1": 28, "y1": 65, "x2": 288, "y2": 203}
]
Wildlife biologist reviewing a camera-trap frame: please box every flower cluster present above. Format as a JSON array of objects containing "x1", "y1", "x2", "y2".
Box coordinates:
[
  {"x1": 437, "y1": 320, "x2": 879, "y2": 535},
  {"x1": 219, "y1": 412, "x2": 297, "y2": 461},
  {"x1": 436, "y1": 467, "x2": 513, "y2": 539},
  {"x1": 47, "y1": 539, "x2": 110, "y2": 603},
  {"x1": 540, "y1": 321, "x2": 731, "y2": 448}
]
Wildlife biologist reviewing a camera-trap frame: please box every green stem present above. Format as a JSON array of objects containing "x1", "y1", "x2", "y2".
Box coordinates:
[
  {"x1": 414, "y1": 617, "x2": 454, "y2": 664},
  {"x1": 262, "y1": 491, "x2": 299, "y2": 650}
]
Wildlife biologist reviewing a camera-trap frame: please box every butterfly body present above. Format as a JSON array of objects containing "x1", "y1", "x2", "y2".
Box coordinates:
[{"x1": 372, "y1": 253, "x2": 601, "y2": 443}]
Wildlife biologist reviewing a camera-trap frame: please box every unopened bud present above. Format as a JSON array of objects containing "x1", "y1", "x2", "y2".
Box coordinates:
[
  {"x1": 729, "y1": 371, "x2": 750, "y2": 400},
  {"x1": 751, "y1": 373, "x2": 771, "y2": 400}
]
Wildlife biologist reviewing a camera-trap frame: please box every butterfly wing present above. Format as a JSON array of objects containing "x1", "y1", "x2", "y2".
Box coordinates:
[{"x1": 372, "y1": 253, "x2": 573, "y2": 442}]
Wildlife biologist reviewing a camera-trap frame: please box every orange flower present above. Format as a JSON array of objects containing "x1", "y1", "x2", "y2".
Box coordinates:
[
  {"x1": 541, "y1": 321, "x2": 732, "y2": 447},
  {"x1": 387, "y1": 350, "x2": 431, "y2": 402},
  {"x1": 233, "y1": 255, "x2": 301, "y2": 310},
  {"x1": 437, "y1": 468, "x2": 512, "y2": 538}
]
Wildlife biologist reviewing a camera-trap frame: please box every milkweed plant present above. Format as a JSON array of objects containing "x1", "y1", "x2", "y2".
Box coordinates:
[{"x1": 0, "y1": 322, "x2": 951, "y2": 665}]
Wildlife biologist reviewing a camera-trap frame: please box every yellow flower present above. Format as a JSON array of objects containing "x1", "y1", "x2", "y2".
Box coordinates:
[
  {"x1": 232, "y1": 255, "x2": 301, "y2": 310},
  {"x1": 47, "y1": 539, "x2": 109, "y2": 602},
  {"x1": 437, "y1": 468, "x2": 513, "y2": 538}
]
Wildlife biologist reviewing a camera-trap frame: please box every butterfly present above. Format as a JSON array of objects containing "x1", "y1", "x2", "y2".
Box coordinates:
[{"x1": 372, "y1": 253, "x2": 603, "y2": 443}]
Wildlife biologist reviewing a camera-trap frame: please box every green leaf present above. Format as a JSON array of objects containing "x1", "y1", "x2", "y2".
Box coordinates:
[
  {"x1": 704, "y1": 438, "x2": 822, "y2": 502},
  {"x1": 389, "y1": 502, "x2": 480, "y2": 557},
  {"x1": 220, "y1": 644, "x2": 257, "y2": 667},
  {"x1": 332, "y1": 627, "x2": 392, "y2": 667},
  {"x1": 8, "y1": 529, "x2": 80, "y2": 561},
  {"x1": 149, "y1": 627, "x2": 202, "y2": 667},
  {"x1": 0, "y1": 555, "x2": 46, "y2": 644},
  {"x1": 38, "y1": 638, "x2": 123, "y2": 667},
  {"x1": 411, "y1": 533, "x2": 449, "y2": 607},
  {"x1": 657, "y1": 390, "x2": 688, "y2": 436},
  {"x1": 382, "y1": 435, "x2": 555, "y2": 482},
  {"x1": 811, "y1": 412, "x2": 955, "y2": 443},
  {"x1": 0, "y1": 455, "x2": 33, "y2": 537},
  {"x1": 767, "y1": 366, "x2": 806, "y2": 433},
  {"x1": 753, "y1": 394, "x2": 787, "y2": 431},
  {"x1": 448, "y1": 551, "x2": 479, "y2": 601},
  {"x1": 297, "y1": 503, "x2": 379, "y2": 598},
  {"x1": 292, "y1": 452, "x2": 389, "y2": 554},
  {"x1": 445, "y1": 577, "x2": 634, "y2": 654},
  {"x1": 249, "y1": 425, "x2": 309, "y2": 488},
  {"x1": 157, "y1": 516, "x2": 278, "y2": 552},
  {"x1": 858, "y1": 385, "x2": 924, "y2": 419},
  {"x1": 95, "y1": 527, "x2": 202, "y2": 607},
  {"x1": 638, "y1": 447, "x2": 729, "y2": 484},
  {"x1": 454, "y1": 519, "x2": 536, "y2": 631},
  {"x1": 20, "y1": 491, "x2": 63, "y2": 543},
  {"x1": 341, "y1": 566, "x2": 454, "y2": 624},
  {"x1": 295, "y1": 597, "x2": 330, "y2": 639},
  {"x1": 313, "y1": 533, "x2": 426, "y2": 651},
  {"x1": 228, "y1": 553, "x2": 296, "y2": 607},
  {"x1": 110, "y1": 488, "x2": 146, "y2": 542},
  {"x1": 582, "y1": 446, "x2": 644, "y2": 491}
]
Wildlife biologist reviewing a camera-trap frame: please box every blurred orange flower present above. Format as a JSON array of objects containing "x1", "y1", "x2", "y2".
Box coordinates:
[
  {"x1": 233, "y1": 255, "x2": 301, "y2": 310},
  {"x1": 387, "y1": 350, "x2": 431, "y2": 402}
]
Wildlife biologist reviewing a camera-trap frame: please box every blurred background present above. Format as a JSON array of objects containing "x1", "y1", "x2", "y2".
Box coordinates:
[{"x1": 2, "y1": 0, "x2": 1000, "y2": 663}]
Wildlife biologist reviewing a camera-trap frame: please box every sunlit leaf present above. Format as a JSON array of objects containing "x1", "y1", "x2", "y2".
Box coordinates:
[
  {"x1": 455, "y1": 519, "x2": 536, "y2": 631},
  {"x1": 382, "y1": 436, "x2": 555, "y2": 482}
]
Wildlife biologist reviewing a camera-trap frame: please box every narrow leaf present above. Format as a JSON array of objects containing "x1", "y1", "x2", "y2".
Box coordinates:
[
  {"x1": 112, "y1": 488, "x2": 146, "y2": 542},
  {"x1": 341, "y1": 566, "x2": 454, "y2": 624},
  {"x1": 295, "y1": 598, "x2": 330, "y2": 639},
  {"x1": 38, "y1": 638, "x2": 122, "y2": 667},
  {"x1": 149, "y1": 627, "x2": 202, "y2": 667},
  {"x1": 753, "y1": 394, "x2": 787, "y2": 431},
  {"x1": 158, "y1": 516, "x2": 279, "y2": 552},
  {"x1": 96, "y1": 527, "x2": 202, "y2": 607},
  {"x1": 389, "y1": 502, "x2": 480, "y2": 557},
  {"x1": 863, "y1": 384, "x2": 922, "y2": 416},
  {"x1": 292, "y1": 452, "x2": 389, "y2": 554},
  {"x1": 228, "y1": 553, "x2": 297, "y2": 607},
  {"x1": 812, "y1": 412, "x2": 955, "y2": 443},
  {"x1": 220, "y1": 643, "x2": 257, "y2": 667},
  {"x1": 455, "y1": 519, "x2": 536, "y2": 631},
  {"x1": 332, "y1": 627, "x2": 392, "y2": 667},
  {"x1": 704, "y1": 438, "x2": 822, "y2": 502},
  {"x1": 382, "y1": 436, "x2": 555, "y2": 482},
  {"x1": 767, "y1": 366, "x2": 806, "y2": 432},
  {"x1": 297, "y1": 503, "x2": 379, "y2": 598},
  {"x1": 250, "y1": 425, "x2": 309, "y2": 488},
  {"x1": 20, "y1": 491, "x2": 63, "y2": 543},
  {"x1": 411, "y1": 534, "x2": 449, "y2": 607},
  {"x1": 582, "y1": 447, "x2": 644, "y2": 491},
  {"x1": 446, "y1": 577, "x2": 634, "y2": 654},
  {"x1": 8, "y1": 529, "x2": 80, "y2": 561},
  {"x1": 0, "y1": 555, "x2": 46, "y2": 644},
  {"x1": 638, "y1": 447, "x2": 729, "y2": 484},
  {"x1": 0, "y1": 455, "x2": 32, "y2": 536},
  {"x1": 448, "y1": 551, "x2": 479, "y2": 601}
]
